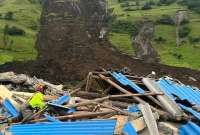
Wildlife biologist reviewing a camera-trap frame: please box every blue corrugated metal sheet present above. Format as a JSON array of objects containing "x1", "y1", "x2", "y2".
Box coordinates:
[
  {"x1": 179, "y1": 104, "x2": 200, "y2": 121},
  {"x1": 111, "y1": 72, "x2": 144, "y2": 94},
  {"x1": 3, "y1": 98, "x2": 20, "y2": 118},
  {"x1": 52, "y1": 95, "x2": 70, "y2": 105},
  {"x1": 4, "y1": 119, "x2": 116, "y2": 135},
  {"x1": 179, "y1": 122, "x2": 200, "y2": 135},
  {"x1": 157, "y1": 78, "x2": 200, "y2": 120},
  {"x1": 127, "y1": 105, "x2": 140, "y2": 113},
  {"x1": 157, "y1": 78, "x2": 200, "y2": 106},
  {"x1": 123, "y1": 122, "x2": 138, "y2": 135},
  {"x1": 43, "y1": 114, "x2": 62, "y2": 123}
]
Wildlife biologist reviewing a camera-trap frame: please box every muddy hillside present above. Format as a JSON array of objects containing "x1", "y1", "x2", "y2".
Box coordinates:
[{"x1": 1, "y1": 0, "x2": 200, "y2": 87}]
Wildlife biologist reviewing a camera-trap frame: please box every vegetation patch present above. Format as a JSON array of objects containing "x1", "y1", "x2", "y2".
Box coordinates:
[
  {"x1": 108, "y1": 0, "x2": 200, "y2": 70},
  {"x1": 0, "y1": 0, "x2": 42, "y2": 64}
]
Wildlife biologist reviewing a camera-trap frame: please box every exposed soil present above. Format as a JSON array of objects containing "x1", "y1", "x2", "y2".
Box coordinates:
[{"x1": 0, "y1": 0, "x2": 200, "y2": 88}]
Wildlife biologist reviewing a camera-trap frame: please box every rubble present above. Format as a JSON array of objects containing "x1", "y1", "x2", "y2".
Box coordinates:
[{"x1": 0, "y1": 69, "x2": 200, "y2": 135}]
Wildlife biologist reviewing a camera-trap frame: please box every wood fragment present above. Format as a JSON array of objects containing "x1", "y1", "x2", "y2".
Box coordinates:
[
  {"x1": 66, "y1": 92, "x2": 164, "y2": 108},
  {"x1": 85, "y1": 72, "x2": 93, "y2": 91},
  {"x1": 30, "y1": 111, "x2": 115, "y2": 123},
  {"x1": 111, "y1": 115, "x2": 128, "y2": 134},
  {"x1": 98, "y1": 74, "x2": 168, "y2": 116},
  {"x1": 74, "y1": 91, "x2": 102, "y2": 99}
]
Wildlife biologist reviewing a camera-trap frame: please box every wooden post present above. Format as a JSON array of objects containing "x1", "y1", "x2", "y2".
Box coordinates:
[{"x1": 85, "y1": 72, "x2": 93, "y2": 91}]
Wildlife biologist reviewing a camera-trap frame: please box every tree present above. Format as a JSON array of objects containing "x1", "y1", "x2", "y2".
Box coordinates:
[
  {"x1": 6, "y1": 26, "x2": 25, "y2": 36},
  {"x1": 178, "y1": 0, "x2": 200, "y2": 13},
  {"x1": 3, "y1": 24, "x2": 9, "y2": 47},
  {"x1": 2, "y1": 25, "x2": 18, "y2": 50},
  {"x1": 156, "y1": 15, "x2": 175, "y2": 25},
  {"x1": 142, "y1": 3, "x2": 152, "y2": 10},
  {"x1": 4, "y1": 11, "x2": 14, "y2": 20}
]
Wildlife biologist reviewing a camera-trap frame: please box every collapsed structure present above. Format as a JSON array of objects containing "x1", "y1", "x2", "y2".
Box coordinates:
[{"x1": 0, "y1": 69, "x2": 200, "y2": 135}]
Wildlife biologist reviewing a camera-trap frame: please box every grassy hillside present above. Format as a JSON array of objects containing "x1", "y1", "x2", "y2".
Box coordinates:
[
  {"x1": 108, "y1": 0, "x2": 200, "y2": 70},
  {"x1": 0, "y1": 0, "x2": 42, "y2": 64}
]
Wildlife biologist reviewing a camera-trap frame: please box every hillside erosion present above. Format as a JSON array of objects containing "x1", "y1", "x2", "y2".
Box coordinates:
[{"x1": 1, "y1": 0, "x2": 200, "y2": 87}]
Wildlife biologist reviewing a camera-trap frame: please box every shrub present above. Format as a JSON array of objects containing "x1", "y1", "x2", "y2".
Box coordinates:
[
  {"x1": 172, "y1": 52, "x2": 183, "y2": 60},
  {"x1": 159, "y1": 0, "x2": 176, "y2": 5},
  {"x1": 189, "y1": 36, "x2": 200, "y2": 44},
  {"x1": 178, "y1": 26, "x2": 191, "y2": 38},
  {"x1": 124, "y1": 8, "x2": 137, "y2": 11},
  {"x1": 5, "y1": 25, "x2": 25, "y2": 36},
  {"x1": 142, "y1": 3, "x2": 152, "y2": 10},
  {"x1": 120, "y1": 2, "x2": 129, "y2": 8},
  {"x1": 4, "y1": 11, "x2": 14, "y2": 20},
  {"x1": 112, "y1": 20, "x2": 139, "y2": 34},
  {"x1": 156, "y1": 15, "x2": 175, "y2": 25},
  {"x1": 154, "y1": 36, "x2": 166, "y2": 43},
  {"x1": 180, "y1": 18, "x2": 190, "y2": 25},
  {"x1": 149, "y1": 1, "x2": 156, "y2": 5},
  {"x1": 179, "y1": 0, "x2": 200, "y2": 14},
  {"x1": 28, "y1": 0, "x2": 44, "y2": 4}
]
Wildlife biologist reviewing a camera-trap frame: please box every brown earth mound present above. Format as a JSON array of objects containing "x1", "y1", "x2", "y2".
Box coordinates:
[{"x1": 0, "y1": 0, "x2": 200, "y2": 87}]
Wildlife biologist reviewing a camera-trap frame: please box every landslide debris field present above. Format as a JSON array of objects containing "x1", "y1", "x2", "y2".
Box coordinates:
[{"x1": 0, "y1": 0, "x2": 199, "y2": 88}]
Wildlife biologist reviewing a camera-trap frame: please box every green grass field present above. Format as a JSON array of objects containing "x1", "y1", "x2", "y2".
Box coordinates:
[
  {"x1": 108, "y1": 0, "x2": 200, "y2": 70},
  {"x1": 0, "y1": 0, "x2": 41, "y2": 64}
]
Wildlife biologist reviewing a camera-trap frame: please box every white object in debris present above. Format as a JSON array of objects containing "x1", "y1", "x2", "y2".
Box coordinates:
[
  {"x1": 152, "y1": 71, "x2": 156, "y2": 76},
  {"x1": 0, "y1": 85, "x2": 21, "y2": 111},
  {"x1": 138, "y1": 103, "x2": 160, "y2": 135}
]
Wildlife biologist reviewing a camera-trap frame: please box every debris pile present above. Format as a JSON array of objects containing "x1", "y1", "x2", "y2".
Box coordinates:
[{"x1": 0, "y1": 70, "x2": 200, "y2": 135}]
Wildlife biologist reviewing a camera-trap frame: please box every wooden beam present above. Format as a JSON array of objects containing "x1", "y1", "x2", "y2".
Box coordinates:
[
  {"x1": 98, "y1": 74, "x2": 168, "y2": 116},
  {"x1": 30, "y1": 111, "x2": 115, "y2": 123}
]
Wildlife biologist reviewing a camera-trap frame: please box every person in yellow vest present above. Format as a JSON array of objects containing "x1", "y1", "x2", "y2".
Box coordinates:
[
  {"x1": 21, "y1": 83, "x2": 47, "y2": 120},
  {"x1": 28, "y1": 83, "x2": 46, "y2": 110}
]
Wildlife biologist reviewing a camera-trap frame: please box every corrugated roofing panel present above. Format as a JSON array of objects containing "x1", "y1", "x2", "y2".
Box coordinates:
[
  {"x1": 51, "y1": 95, "x2": 70, "y2": 105},
  {"x1": 179, "y1": 104, "x2": 200, "y2": 121},
  {"x1": 3, "y1": 98, "x2": 20, "y2": 118},
  {"x1": 157, "y1": 78, "x2": 200, "y2": 106},
  {"x1": 111, "y1": 72, "x2": 144, "y2": 94},
  {"x1": 157, "y1": 78, "x2": 200, "y2": 120},
  {"x1": 5, "y1": 119, "x2": 116, "y2": 135},
  {"x1": 122, "y1": 122, "x2": 138, "y2": 135},
  {"x1": 43, "y1": 114, "x2": 61, "y2": 123},
  {"x1": 179, "y1": 122, "x2": 200, "y2": 135},
  {"x1": 127, "y1": 105, "x2": 140, "y2": 113}
]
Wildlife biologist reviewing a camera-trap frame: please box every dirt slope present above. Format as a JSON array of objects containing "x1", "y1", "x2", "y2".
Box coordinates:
[{"x1": 0, "y1": 0, "x2": 200, "y2": 87}]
